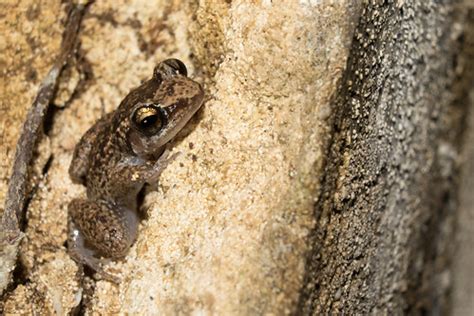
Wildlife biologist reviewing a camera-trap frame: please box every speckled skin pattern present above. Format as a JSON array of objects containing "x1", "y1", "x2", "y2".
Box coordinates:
[{"x1": 68, "y1": 59, "x2": 204, "y2": 280}]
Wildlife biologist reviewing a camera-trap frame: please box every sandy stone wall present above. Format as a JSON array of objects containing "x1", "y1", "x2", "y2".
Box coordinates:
[{"x1": 1, "y1": 1, "x2": 360, "y2": 314}]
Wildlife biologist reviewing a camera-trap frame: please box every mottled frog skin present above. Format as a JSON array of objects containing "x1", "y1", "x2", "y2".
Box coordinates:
[{"x1": 68, "y1": 59, "x2": 204, "y2": 280}]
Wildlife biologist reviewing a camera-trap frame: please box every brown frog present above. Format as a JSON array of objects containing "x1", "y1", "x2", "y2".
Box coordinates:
[{"x1": 68, "y1": 59, "x2": 204, "y2": 281}]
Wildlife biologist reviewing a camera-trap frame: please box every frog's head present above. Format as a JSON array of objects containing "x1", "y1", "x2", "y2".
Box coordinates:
[{"x1": 127, "y1": 59, "x2": 204, "y2": 158}]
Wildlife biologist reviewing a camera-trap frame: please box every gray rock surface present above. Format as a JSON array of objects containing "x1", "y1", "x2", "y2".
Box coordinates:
[{"x1": 298, "y1": 1, "x2": 473, "y2": 314}]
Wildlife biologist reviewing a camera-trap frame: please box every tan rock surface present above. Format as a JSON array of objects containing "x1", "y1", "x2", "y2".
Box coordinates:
[
  {"x1": 0, "y1": 0, "x2": 63, "y2": 215},
  {"x1": 1, "y1": 1, "x2": 360, "y2": 314},
  {"x1": 0, "y1": 0, "x2": 66, "y2": 303}
]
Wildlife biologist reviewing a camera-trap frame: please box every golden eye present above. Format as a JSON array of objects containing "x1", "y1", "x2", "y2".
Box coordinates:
[{"x1": 132, "y1": 105, "x2": 163, "y2": 135}]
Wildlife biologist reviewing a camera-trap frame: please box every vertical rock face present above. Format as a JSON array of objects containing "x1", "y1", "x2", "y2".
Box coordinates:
[
  {"x1": 0, "y1": 0, "x2": 67, "y2": 307},
  {"x1": 452, "y1": 87, "x2": 474, "y2": 315},
  {"x1": 451, "y1": 9, "x2": 474, "y2": 315},
  {"x1": 88, "y1": 2, "x2": 360, "y2": 315},
  {"x1": 298, "y1": 1, "x2": 471, "y2": 314},
  {"x1": 2, "y1": 0, "x2": 472, "y2": 315},
  {"x1": 1, "y1": 1, "x2": 360, "y2": 314}
]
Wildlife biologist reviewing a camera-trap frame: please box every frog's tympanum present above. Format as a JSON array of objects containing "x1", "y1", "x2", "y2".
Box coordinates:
[{"x1": 68, "y1": 59, "x2": 204, "y2": 281}]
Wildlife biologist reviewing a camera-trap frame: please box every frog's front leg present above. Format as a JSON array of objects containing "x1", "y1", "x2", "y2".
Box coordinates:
[
  {"x1": 145, "y1": 148, "x2": 180, "y2": 183},
  {"x1": 118, "y1": 148, "x2": 180, "y2": 185},
  {"x1": 68, "y1": 198, "x2": 139, "y2": 281}
]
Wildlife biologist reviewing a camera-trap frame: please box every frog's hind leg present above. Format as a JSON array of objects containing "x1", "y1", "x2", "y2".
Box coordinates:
[
  {"x1": 68, "y1": 219, "x2": 118, "y2": 282},
  {"x1": 68, "y1": 198, "x2": 139, "y2": 281}
]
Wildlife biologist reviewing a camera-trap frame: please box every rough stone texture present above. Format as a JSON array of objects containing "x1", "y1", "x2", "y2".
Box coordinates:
[
  {"x1": 0, "y1": 0, "x2": 65, "y2": 212},
  {"x1": 1, "y1": 1, "x2": 360, "y2": 314},
  {"x1": 451, "y1": 93, "x2": 474, "y2": 315},
  {"x1": 0, "y1": 0, "x2": 63, "y2": 199},
  {"x1": 3, "y1": 253, "x2": 82, "y2": 315},
  {"x1": 0, "y1": 0, "x2": 66, "y2": 302},
  {"x1": 2, "y1": 0, "x2": 472, "y2": 314},
  {"x1": 87, "y1": 2, "x2": 360, "y2": 315},
  {"x1": 298, "y1": 1, "x2": 472, "y2": 314},
  {"x1": 451, "y1": 7, "x2": 474, "y2": 314}
]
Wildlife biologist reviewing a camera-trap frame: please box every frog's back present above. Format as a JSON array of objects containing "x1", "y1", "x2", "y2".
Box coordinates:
[
  {"x1": 69, "y1": 112, "x2": 113, "y2": 186},
  {"x1": 86, "y1": 124, "x2": 126, "y2": 200}
]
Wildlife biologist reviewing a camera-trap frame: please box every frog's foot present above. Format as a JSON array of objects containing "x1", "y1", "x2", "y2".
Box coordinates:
[
  {"x1": 147, "y1": 148, "x2": 181, "y2": 183},
  {"x1": 68, "y1": 221, "x2": 120, "y2": 283}
]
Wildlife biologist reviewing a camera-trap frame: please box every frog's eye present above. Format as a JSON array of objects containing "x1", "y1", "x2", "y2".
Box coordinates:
[{"x1": 132, "y1": 105, "x2": 164, "y2": 136}]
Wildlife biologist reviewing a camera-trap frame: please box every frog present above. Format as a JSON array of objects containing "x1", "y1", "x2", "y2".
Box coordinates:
[{"x1": 67, "y1": 59, "x2": 204, "y2": 281}]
